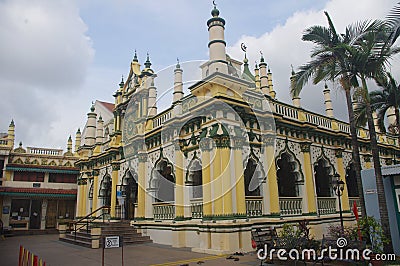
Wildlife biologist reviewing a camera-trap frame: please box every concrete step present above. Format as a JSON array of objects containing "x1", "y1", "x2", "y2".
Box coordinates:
[{"x1": 59, "y1": 237, "x2": 91, "y2": 248}]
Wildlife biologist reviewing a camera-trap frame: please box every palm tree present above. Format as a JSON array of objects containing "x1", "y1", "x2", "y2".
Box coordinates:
[
  {"x1": 354, "y1": 72, "x2": 400, "y2": 145},
  {"x1": 292, "y1": 12, "x2": 367, "y2": 218},
  {"x1": 344, "y1": 18, "x2": 400, "y2": 253}
]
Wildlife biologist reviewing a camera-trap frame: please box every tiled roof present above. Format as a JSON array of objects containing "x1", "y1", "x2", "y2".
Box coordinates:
[
  {"x1": 98, "y1": 101, "x2": 114, "y2": 113},
  {"x1": 0, "y1": 187, "x2": 77, "y2": 198}
]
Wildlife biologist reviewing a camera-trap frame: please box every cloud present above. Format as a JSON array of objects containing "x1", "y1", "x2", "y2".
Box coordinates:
[
  {"x1": 0, "y1": 0, "x2": 94, "y2": 89},
  {"x1": 0, "y1": 0, "x2": 94, "y2": 148},
  {"x1": 226, "y1": 0, "x2": 398, "y2": 122}
]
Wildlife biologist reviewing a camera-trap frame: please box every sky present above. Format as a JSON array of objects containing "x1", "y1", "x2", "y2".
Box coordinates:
[{"x1": 0, "y1": 0, "x2": 399, "y2": 149}]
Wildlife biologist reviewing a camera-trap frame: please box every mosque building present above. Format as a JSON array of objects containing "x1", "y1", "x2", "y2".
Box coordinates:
[{"x1": 71, "y1": 4, "x2": 400, "y2": 253}]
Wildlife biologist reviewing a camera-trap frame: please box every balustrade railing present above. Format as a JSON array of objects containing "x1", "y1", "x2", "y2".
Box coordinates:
[
  {"x1": 245, "y1": 196, "x2": 263, "y2": 217},
  {"x1": 190, "y1": 199, "x2": 203, "y2": 219},
  {"x1": 305, "y1": 112, "x2": 332, "y2": 129},
  {"x1": 153, "y1": 202, "x2": 175, "y2": 220},
  {"x1": 153, "y1": 108, "x2": 173, "y2": 128},
  {"x1": 274, "y1": 102, "x2": 299, "y2": 120},
  {"x1": 279, "y1": 197, "x2": 303, "y2": 216},
  {"x1": 317, "y1": 197, "x2": 337, "y2": 215},
  {"x1": 27, "y1": 147, "x2": 63, "y2": 156}
]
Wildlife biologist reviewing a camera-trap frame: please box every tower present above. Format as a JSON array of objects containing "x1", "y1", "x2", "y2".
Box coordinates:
[
  {"x1": 84, "y1": 103, "x2": 97, "y2": 146},
  {"x1": 8, "y1": 119, "x2": 15, "y2": 148},
  {"x1": 173, "y1": 59, "x2": 184, "y2": 104}
]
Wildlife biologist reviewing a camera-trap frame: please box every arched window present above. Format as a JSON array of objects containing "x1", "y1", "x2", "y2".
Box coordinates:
[
  {"x1": 244, "y1": 158, "x2": 262, "y2": 196},
  {"x1": 99, "y1": 175, "x2": 111, "y2": 206},
  {"x1": 314, "y1": 158, "x2": 333, "y2": 197},
  {"x1": 150, "y1": 159, "x2": 175, "y2": 202},
  {"x1": 186, "y1": 159, "x2": 203, "y2": 199},
  {"x1": 277, "y1": 152, "x2": 300, "y2": 197},
  {"x1": 346, "y1": 163, "x2": 359, "y2": 197}
]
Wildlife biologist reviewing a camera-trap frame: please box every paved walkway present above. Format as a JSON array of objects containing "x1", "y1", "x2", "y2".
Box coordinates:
[{"x1": 0, "y1": 234, "x2": 262, "y2": 266}]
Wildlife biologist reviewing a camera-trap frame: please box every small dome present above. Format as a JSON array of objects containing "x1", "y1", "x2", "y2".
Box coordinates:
[{"x1": 211, "y1": 7, "x2": 219, "y2": 17}]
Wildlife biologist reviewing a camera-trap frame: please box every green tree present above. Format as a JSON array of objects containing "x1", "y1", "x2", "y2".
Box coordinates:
[{"x1": 292, "y1": 12, "x2": 367, "y2": 218}]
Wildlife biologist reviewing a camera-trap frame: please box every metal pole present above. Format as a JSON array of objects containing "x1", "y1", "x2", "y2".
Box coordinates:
[
  {"x1": 338, "y1": 187, "x2": 344, "y2": 236},
  {"x1": 102, "y1": 237, "x2": 105, "y2": 266},
  {"x1": 121, "y1": 236, "x2": 124, "y2": 266}
]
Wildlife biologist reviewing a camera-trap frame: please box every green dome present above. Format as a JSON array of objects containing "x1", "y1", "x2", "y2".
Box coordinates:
[{"x1": 211, "y1": 7, "x2": 219, "y2": 17}]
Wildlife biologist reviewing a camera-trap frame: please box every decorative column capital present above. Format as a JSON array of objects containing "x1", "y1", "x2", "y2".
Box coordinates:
[
  {"x1": 111, "y1": 162, "x2": 120, "y2": 171},
  {"x1": 335, "y1": 148, "x2": 344, "y2": 158},
  {"x1": 92, "y1": 169, "x2": 100, "y2": 176},
  {"x1": 300, "y1": 142, "x2": 311, "y2": 153},
  {"x1": 199, "y1": 138, "x2": 213, "y2": 151},
  {"x1": 138, "y1": 153, "x2": 148, "y2": 163}
]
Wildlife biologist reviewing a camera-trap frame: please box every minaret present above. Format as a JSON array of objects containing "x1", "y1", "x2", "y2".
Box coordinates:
[
  {"x1": 268, "y1": 67, "x2": 276, "y2": 99},
  {"x1": 323, "y1": 83, "x2": 334, "y2": 118},
  {"x1": 290, "y1": 67, "x2": 301, "y2": 108},
  {"x1": 259, "y1": 54, "x2": 268, "y2": 95},
  {"x1": 131, "y1": 50, "x2": 141, "y2": 75},
  {"x1": 173, "y1": 59, "x2": 184, "y2": 104},
  {"x1": 148, "y1": 76, "x2": 157, "y2": 117},
  {"x1": 8, "y1": 120, "x2": 15, "y2": 148},
  {"x1": 67, "y1": 135, "x2": 73, "y2": 153},
  {"x1": 254, "y1": 62, "x2": 260, "y2": 89},
  {"x1": 373, "y1": 111, "x2": 380, "y2": 133},
  {"x1": 96, "y1": 115, "x2": 104, "y2": 144},
  {"x1": 84, "y1": 103, "x2": 97, "y2": 146},
  {"x1": 206, "y1": 2, "x2": 228, "y2": 75},
  {"x1": 75, "y1": 128, "x2": 81, "y2": 152}
]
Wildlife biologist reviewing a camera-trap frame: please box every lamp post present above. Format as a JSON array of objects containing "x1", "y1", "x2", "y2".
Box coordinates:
[{"x1": 332, "y1": 174, "x2": 345, "y2": 235}]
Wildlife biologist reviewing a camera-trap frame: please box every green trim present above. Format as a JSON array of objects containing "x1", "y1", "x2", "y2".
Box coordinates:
[
  {"x1": 302, "y1": 212, "x2": 318, "y2": 216},
  {"x1": 0, "y1": 192, "x2": 76, "y2": 198},
  {"x1": 207, "y1": 39, "x2": 226, "y2": 48},
  {"x1": 6, "y1": 166, "x2": 79, "y2": 174},
  {"x1": 262, "y1": 212, "x2": 281, "y2": 218},
  {"x1": 207, "y1": 17, "x2": 225, "y2": 26}
]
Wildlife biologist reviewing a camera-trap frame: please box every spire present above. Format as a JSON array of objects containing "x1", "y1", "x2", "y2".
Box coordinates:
[
  {"x1": 242, "y1": 52, "x2": 255, "y2": 82},
  {"x1": 75, "y1": 128, "x2": 81, "y2": 152},
  {"x1": 211, "y1": 0, "x2": 219, "y2": 17},
  {"x1": 144, "y1": 53, "x2": 152, "y2": 69},
  {"x1": 323, "y1": 82, "x2": 334, "y2": 118},
  {"x1": 260, "y1": 51, "x2": 265, "y2": 63},
  {"x1": 8, "y1": 119, "x2": 15, "y2": 148},
  {"x1": 85, "y1": 103, "x2": 97, "y2": 146},
  {"x1": 133, "y1": 50, "x2": 138, "y2": 62},
  {"x1": 90, "y1": 102, "x2": 95, "y2": 112},
  {"x1": 173, "y1": 58, "x2": 184, "y2": 104},
  {"x1": 255, "y1": 61, "x2": 260, "y2": 89},
  {"x1": 259, "y1": 51, "x2": 268, "y2": 95},
  {"x1": 291, "y1": 67, "x2": 301, "y2": 108},
  {"x1": 9, "y1": 119, "x2": 14, "y2": 127},
  {"x1": 268, "y1": 67, "x2": 276, "y2": 99},
  {"x1": 119, "y1": 76, "x2": 124, "y2": 88},
  {"x1": 176, "y1": 58, "x2": 181, "y2": 69},
  {"x1": 67, "y1": 135, "x2": 72, "y2": 153}
]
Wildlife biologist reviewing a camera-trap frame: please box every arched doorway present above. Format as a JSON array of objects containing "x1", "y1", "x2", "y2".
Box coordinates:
[
  {"x1": 99, "y1": 175, "x2": 111, "y2": 207},
  {"x1": 151, "y1": 159, "x2": 175, "y2": 202},
  {"x1": 345, "y1": 163, "x2": 359, "y2": 197},
  {"x1": 120, "y1": 170, "x2": 138, "y2": 220},
  {"x1": 314, "y1": 158, "x2": 333, "y2": 197},
  {"x1": 186, "y1": 158, "x2": 203, "y2": 199},
  {"x1": 244, "y1": 158, "x2": 263, "y2": 196}
]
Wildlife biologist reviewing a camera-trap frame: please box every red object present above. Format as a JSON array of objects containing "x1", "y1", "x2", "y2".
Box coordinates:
[
  {"x1": 19, "y1": 246, "x2": 23, "y2": 266},
  {"x1": 353, "y1": 201, "x2": 359, "y2": 220},
  {"x1": 33, "y1": 255, "x2": 38, "y2": 266},
  {"x1": 251, "y1": 239, "x2": 257, "y2": 249}
]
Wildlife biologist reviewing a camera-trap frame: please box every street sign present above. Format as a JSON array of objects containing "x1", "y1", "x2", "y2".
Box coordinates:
[{"x1": 105, "y1": 236, "x2": 120, "y2": 249}]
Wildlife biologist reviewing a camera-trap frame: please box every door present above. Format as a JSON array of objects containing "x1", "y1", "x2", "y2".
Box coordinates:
[
  {"x1": 46, "y1": 200, "x2": 57, "y2": 228},
  {"x1": 29, "y1": 200, "x2": 41, "y2": 229}
]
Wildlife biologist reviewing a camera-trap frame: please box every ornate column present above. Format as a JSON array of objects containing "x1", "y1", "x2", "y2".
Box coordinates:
[
  {"x1": 137, "y1": 153, "x2": 147, "y2": 219},
  {"x1": 264, "y1": 135, "x2": 280, "y2": 216},
  {"x1": 200, "y1": 139, "x2": 212, "y2": 218},
  {"x1": 110, "y1": 163, "x2": 119, "y2": 218},
  {"x1": 174, "y1": 140, "x2": 184, "y2": 220},
  {"x1": 301, "y1": 142, "x2": 317, "y2": 214},
  {"x1": 221, "y1": 144, "x2": 232, "y2": 216},
  {"x1": 76, "y1": 177, "x2": 83, "y2": 217},
  {"x1": 92, "y1": 169, "x2": 100, "y2": 215},
  {"x1": 335, "y1": 149, "x2": 350, "y2": 211},
  {"x1": 82, "y1": 174, "x2": 89, "y2": 216},
  {"x1": 232, "y1": 137, "x2": 246, "y2": 216},
  {"x1": 213, "y1": 140, "x2": 223, "y2": 216},
  {"x1": 364, "y1": 155, "x2": 372, "y2": 169}
]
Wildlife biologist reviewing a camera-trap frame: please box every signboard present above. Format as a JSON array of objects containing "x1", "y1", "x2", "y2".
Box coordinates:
[
  {"x1": 33, "y1": 183, "x2": 41, "y2": 188},
  {"x1": 117, "y1": 191, "x2": 122, "y2": 199},
  {"x1": 104, "y1": 236, "x2": 120, "y2": 249}
]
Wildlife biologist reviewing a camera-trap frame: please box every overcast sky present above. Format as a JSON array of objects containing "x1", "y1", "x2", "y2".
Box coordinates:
[{"x1": 0, "y1": 0, "x2": 399, "y2": 149}]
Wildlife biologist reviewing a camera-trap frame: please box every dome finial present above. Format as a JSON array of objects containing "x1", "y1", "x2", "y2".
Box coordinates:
[
  {"x1": 145, "y1": 52, "x2": 152, "y2": 69},
  {"x1": 291, "y1": 64, "x2": 295, "y2": 75},
  {"x1": 90, "y1": 101, "x2": 95, "y2": 112},
  {"x1": 211, "y1": 0, "x2": 219, "y2": 17},
  {"x1": 119, "y1": 75, "x2": 124, "y2": 88},
  {"x1": 260, "y1": 51, "x2": 264, "y2": 63},
  {"x1": 133, "y1": 50, "x2": 138, "y2": 62},
  {"x1": 176, "y1": 57, "x2": 180, "y2": 69}
]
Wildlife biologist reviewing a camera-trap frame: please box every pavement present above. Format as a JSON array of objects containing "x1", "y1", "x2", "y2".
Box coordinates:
[{"x1": 0, "y1": 234, "x2": 265, "y2": 266}]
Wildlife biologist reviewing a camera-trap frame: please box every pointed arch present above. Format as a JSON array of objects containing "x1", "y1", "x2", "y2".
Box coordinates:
[
  {"x1": 99, "y1": 174, "x2": 112, "y2": 206},
  {"x1": 120, "y1": 169, "x2": 138, "y2": 219},
  {"x1": 150, "y1": 152, "x2": 175, "y2": 202},
  {"x1": 314, "y1": 151, "x2": 336, "y2": 197},
  {"x1": 186, "y1": 153, "x2": 203, "y2": 199},
  {"x1": 275, "y1": 147, "x2": 304, "y2": 197},
  {"x1": 345, "y1": 161, "x2": 359, "y2": 197},
  {"x1": 243, "y1": 150, "x2": 265, "y2": 197}
]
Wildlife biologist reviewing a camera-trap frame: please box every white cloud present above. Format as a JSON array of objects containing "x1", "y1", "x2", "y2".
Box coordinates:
[
  {"x1": 227, "y1": 0, "x2": 398, "y2": 121},
  {"x1": 0, "y1": 0, "x2": 94, "y2": 148}
]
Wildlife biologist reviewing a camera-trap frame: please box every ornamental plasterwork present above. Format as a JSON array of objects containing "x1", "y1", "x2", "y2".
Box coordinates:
[
  {"x1": 380, "y1": 157, "x2": 387, "y2": 167},
  {"x1": 275, "y1": 138, "x2": 285, "y2": 155},
  {"x1": 310, "y1": 146, "x2": 322, "y2": 164},
  {"x1": 323, "y1": 148, "x2": 337, "y2": 166},
  {"x1": 343, "y1": 151, "x2": 353, "y2": 168},
  {"x1": 287, "y1": 141, "x2": 301, "y2": 159},
  {"x1": 361, "y1": 155, "x2": 368, "y2": 169}
]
